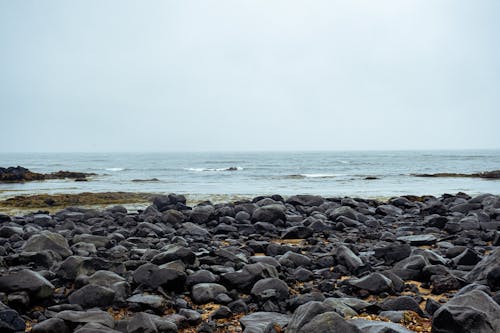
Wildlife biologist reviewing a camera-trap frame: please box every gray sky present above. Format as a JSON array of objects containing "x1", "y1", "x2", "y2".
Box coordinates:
[{"x1": 1, "y1": 0, "x2": 499, "y2": 152}]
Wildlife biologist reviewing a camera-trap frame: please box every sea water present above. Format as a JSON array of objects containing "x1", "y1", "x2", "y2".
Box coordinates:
[{"x1": 0, "y1": 150, "x2": 499, "y2": 201}]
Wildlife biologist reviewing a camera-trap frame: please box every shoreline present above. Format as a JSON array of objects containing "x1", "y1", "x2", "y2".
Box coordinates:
[{"x1": 0, "y1": 192, "x2": 498, "y2": 332}]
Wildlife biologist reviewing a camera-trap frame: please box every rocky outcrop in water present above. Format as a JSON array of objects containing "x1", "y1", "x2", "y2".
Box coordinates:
[
  {"x1": 0, "y1": 166, "x2": 95, "y2": 182},
  {"x1": 0, "y1": 192, "x2": 499, "y2": 332},
  {"x1": 413, "y1": 170, "x2": 500, "y2": 179}
]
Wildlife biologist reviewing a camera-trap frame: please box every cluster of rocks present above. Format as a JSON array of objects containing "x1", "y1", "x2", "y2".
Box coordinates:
[
  {"x1": 413, "y1": 170, "x2": 500, "y2": 179},
  {"x1": 0, "y1": 192, "x2": 499, "y2": 333},
  {"x1": 0, "y1": 166, "x2": 94, "y2": 182}
]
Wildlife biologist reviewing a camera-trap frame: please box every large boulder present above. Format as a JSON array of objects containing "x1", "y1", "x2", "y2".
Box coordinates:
[
  {"x1": 132, "y1": 263, "x2": 186, "y2": 292},
  {"x1": 465, "y1": 248, "x2": 500, "y2": 286},
  {"x1": 68, "y1": 284, "x2": 115, "y2": 308},
  {"x1": 432, "y1": 290, "x2": 500, "y2": 333},
  {"x1": 250, "y1": 278, "x2": 289, "y2": 301},
  {"x1": 0, "y1": 269, "x2": 54, "y2": 299},
  {"x1": 252, "y1": 204, "x2": 286, "y2": 223},
  {"x1": 23, "y1": 231, "x2": 72, "y2": 258}
]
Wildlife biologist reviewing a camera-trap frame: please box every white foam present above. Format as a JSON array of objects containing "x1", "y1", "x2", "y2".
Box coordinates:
[{"x1": 105, "y1": 168, "x2": 124, "y2": 172}]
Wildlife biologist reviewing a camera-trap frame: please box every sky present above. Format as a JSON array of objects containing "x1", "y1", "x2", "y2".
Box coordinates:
[{"x1": 0, "y1": 0, "x2": 499, "y2": 152}]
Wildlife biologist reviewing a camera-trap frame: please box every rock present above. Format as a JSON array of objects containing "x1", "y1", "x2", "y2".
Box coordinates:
[
  {"x1": 252, "y1": 204, "x2": 286, "y2": 223},
  {"x1": 375, "y1": 204, "x2": 403, "y2": 216},
  {"x1": 286, "y1": 195, "x2": 325, "y2": 207},
  {"x1": 68, "y1": 284, "x2": 115, "y2": 309},
  {"x1": 151, "y1": 245, "x2": 195, "y2": 265},
  {"x1": 222, "y1": 263, "x2": 278, "y2": 292},
  {"x1": 56, "y1": 310, "x2": 115, "y2": 328},
  {"x1": 133, "y1": 263, "x2": 186, "y2": 292},
  {"x1": 127, "y1": 294, "x2": 165, "y2": 311},
  {"x1": 192, "y1": 283, "x2": 228, "y2": 304},
  {"x1": 327, "y1": 206, "x2": 358, "y2": 221},
  {"x1": 374, "y1": 243, "x2": 411, "y2": 264},
  {"x1": 279, "y1": 251, "x2": 311, "y2": 268},
  {"x1": 0, "y1": 307, "x2": 26, "y2": 332},
  {"x1": 127, "y1": 312, "x2": 158, "y2": 333},
  {"x1": 380, "y1": 296, "x2": 423, "y2": 316},
  {"x1": 287, "y1": 301, "x2": 332, "y2": 333},
  {"x1": 300, "y1": 311, "x2": 362, "y2": 333},
  {"x1": 452, "y1": 248, "x2": 481, "y2": 266},
  {"x1": 432, "y1": 290, "x2": 500, "y2": 333},
  {"x1": 465, "y1": 247, "x2": 500, "y2": 284},
  {"x1": 251, "y1": 278, "x2": 289, "y2": 301},
  {"x1": 74, "y1": 322, "x2": 122, "y2": 333},
  {"x1": 0, "y1": 269, "x2": 54, "y2": 299},
  {"x1": 239, "y1": 312, "x2": 290, "y2": 333},
  {"x1": 190, "y1": 205, "x2": 215, "y2": 224},
  {"x1": 87, "y1": 270, "x2": 125, "y2": 288},
  {"x1": 282, "y1": 226, "x2": 313, "y2": 239},
  {"x1": 322, "y1": 298, "x2": 358, "y2": 317},
  {"x1": 335, "y1": 245, "x2": 366, "y2": 274},
  {"x1": 348, "y1": 273, "x2": 393, "y2": 294},
  {"x1": 396, "y1": 234, "x2": 437, "y2": 246},
  {"x1": 23, "y1": 231, "x2": 72, "y2": 258},
  {"x1": 186, "y1": 270, "x2": 218, "y2": 287},
  {"x1": 32, "y1": 318, "x2": 70, "y2": 333},
  {"x1": 210, "y1": 306, "x2": 232, "y2": 319},
  {"x1": 348, "y1": 319, "x2": 415, "y2": 333}
]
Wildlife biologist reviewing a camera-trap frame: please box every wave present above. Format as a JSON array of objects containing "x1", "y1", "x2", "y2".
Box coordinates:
[
  {"x1": 105, "y1": 168, "x2": 125, "y2": 172},
  {"x1": 184, "y1": 166, "x2": 244, "y2": 172}
]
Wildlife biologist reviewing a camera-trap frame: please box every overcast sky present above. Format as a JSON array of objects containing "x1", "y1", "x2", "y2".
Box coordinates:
[{"x1": 1, "y1": 0, "x2": 499, "y2": 152}]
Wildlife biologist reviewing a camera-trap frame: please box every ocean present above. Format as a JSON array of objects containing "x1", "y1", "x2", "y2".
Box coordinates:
[{"x1": 0, "y1": 150, "x2": 499, "y2": 201}]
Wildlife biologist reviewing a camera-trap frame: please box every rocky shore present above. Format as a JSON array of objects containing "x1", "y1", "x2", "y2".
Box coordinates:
[
  {"x1": 0, "y1": 192, "x2": 499, "y2": 333},
  {"x1": 0, "y1": 167, "x2": 95, "y2": 183}
]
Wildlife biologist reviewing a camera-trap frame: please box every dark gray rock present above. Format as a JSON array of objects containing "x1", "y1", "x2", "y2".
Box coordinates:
[
  {"x1": 287, "y1": 301, "x2": 332, "y2": 333},
  {"x1": 0, "y1": 307, "x2": 26, "y2": 332},
  {"x1": 239, "y1": 312, "x2": 290, "y2": 333},
  {"x1": 432, "y1": 290, "x2": 500, "y2": 333},
  {"x1": 56, "y1": 310, "x2": 115, "y2": 328},
  {"x1": 396, "y1": 234, "x2": 437, "y2": 246},
  {"x1": 286, "y1": 195, "x2": 325, "y2": 207},
  {"x1": 190, "y1": 205, "x2": 215, "y2": 224},
  {"x1": 127, "y1": 312, "x2": 158, "y2": 333},
  {"x1": 348, "y1": 273, "x2": 393, "y2": 294},
  {"x1": 300, "y1": 311, "x2": 362, "y2": 333},
  {"x1": 191, "y1": 283, "x2": 227, "y2": 304},
  {"x1": 68, "y1": 284, "x2": 115, "y2": 308},
  {"x1": 32, "y1": 318, "x2": 70, "y2": 333},
  {"x1": 250, "y1": 278, "x2": 289, "y2": 301},
  {"x1": 282, "y1": 226, "x2": 313, "y2": 239},
  {"x1": 348, "y1": 319, "x2": 415, "y2": 333},
  {"x1": 0, "y1": 269, "x2": 54, "y2": 299},
  {"x1": 252, "y1": 204, "x2": 286, "y2": 223},
  {"x1": 133, "y1": 263, "x2": 186, "y2": 291},
  {"x1": 23, "y1": 231, "x2": 72, "y2": 258}
]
